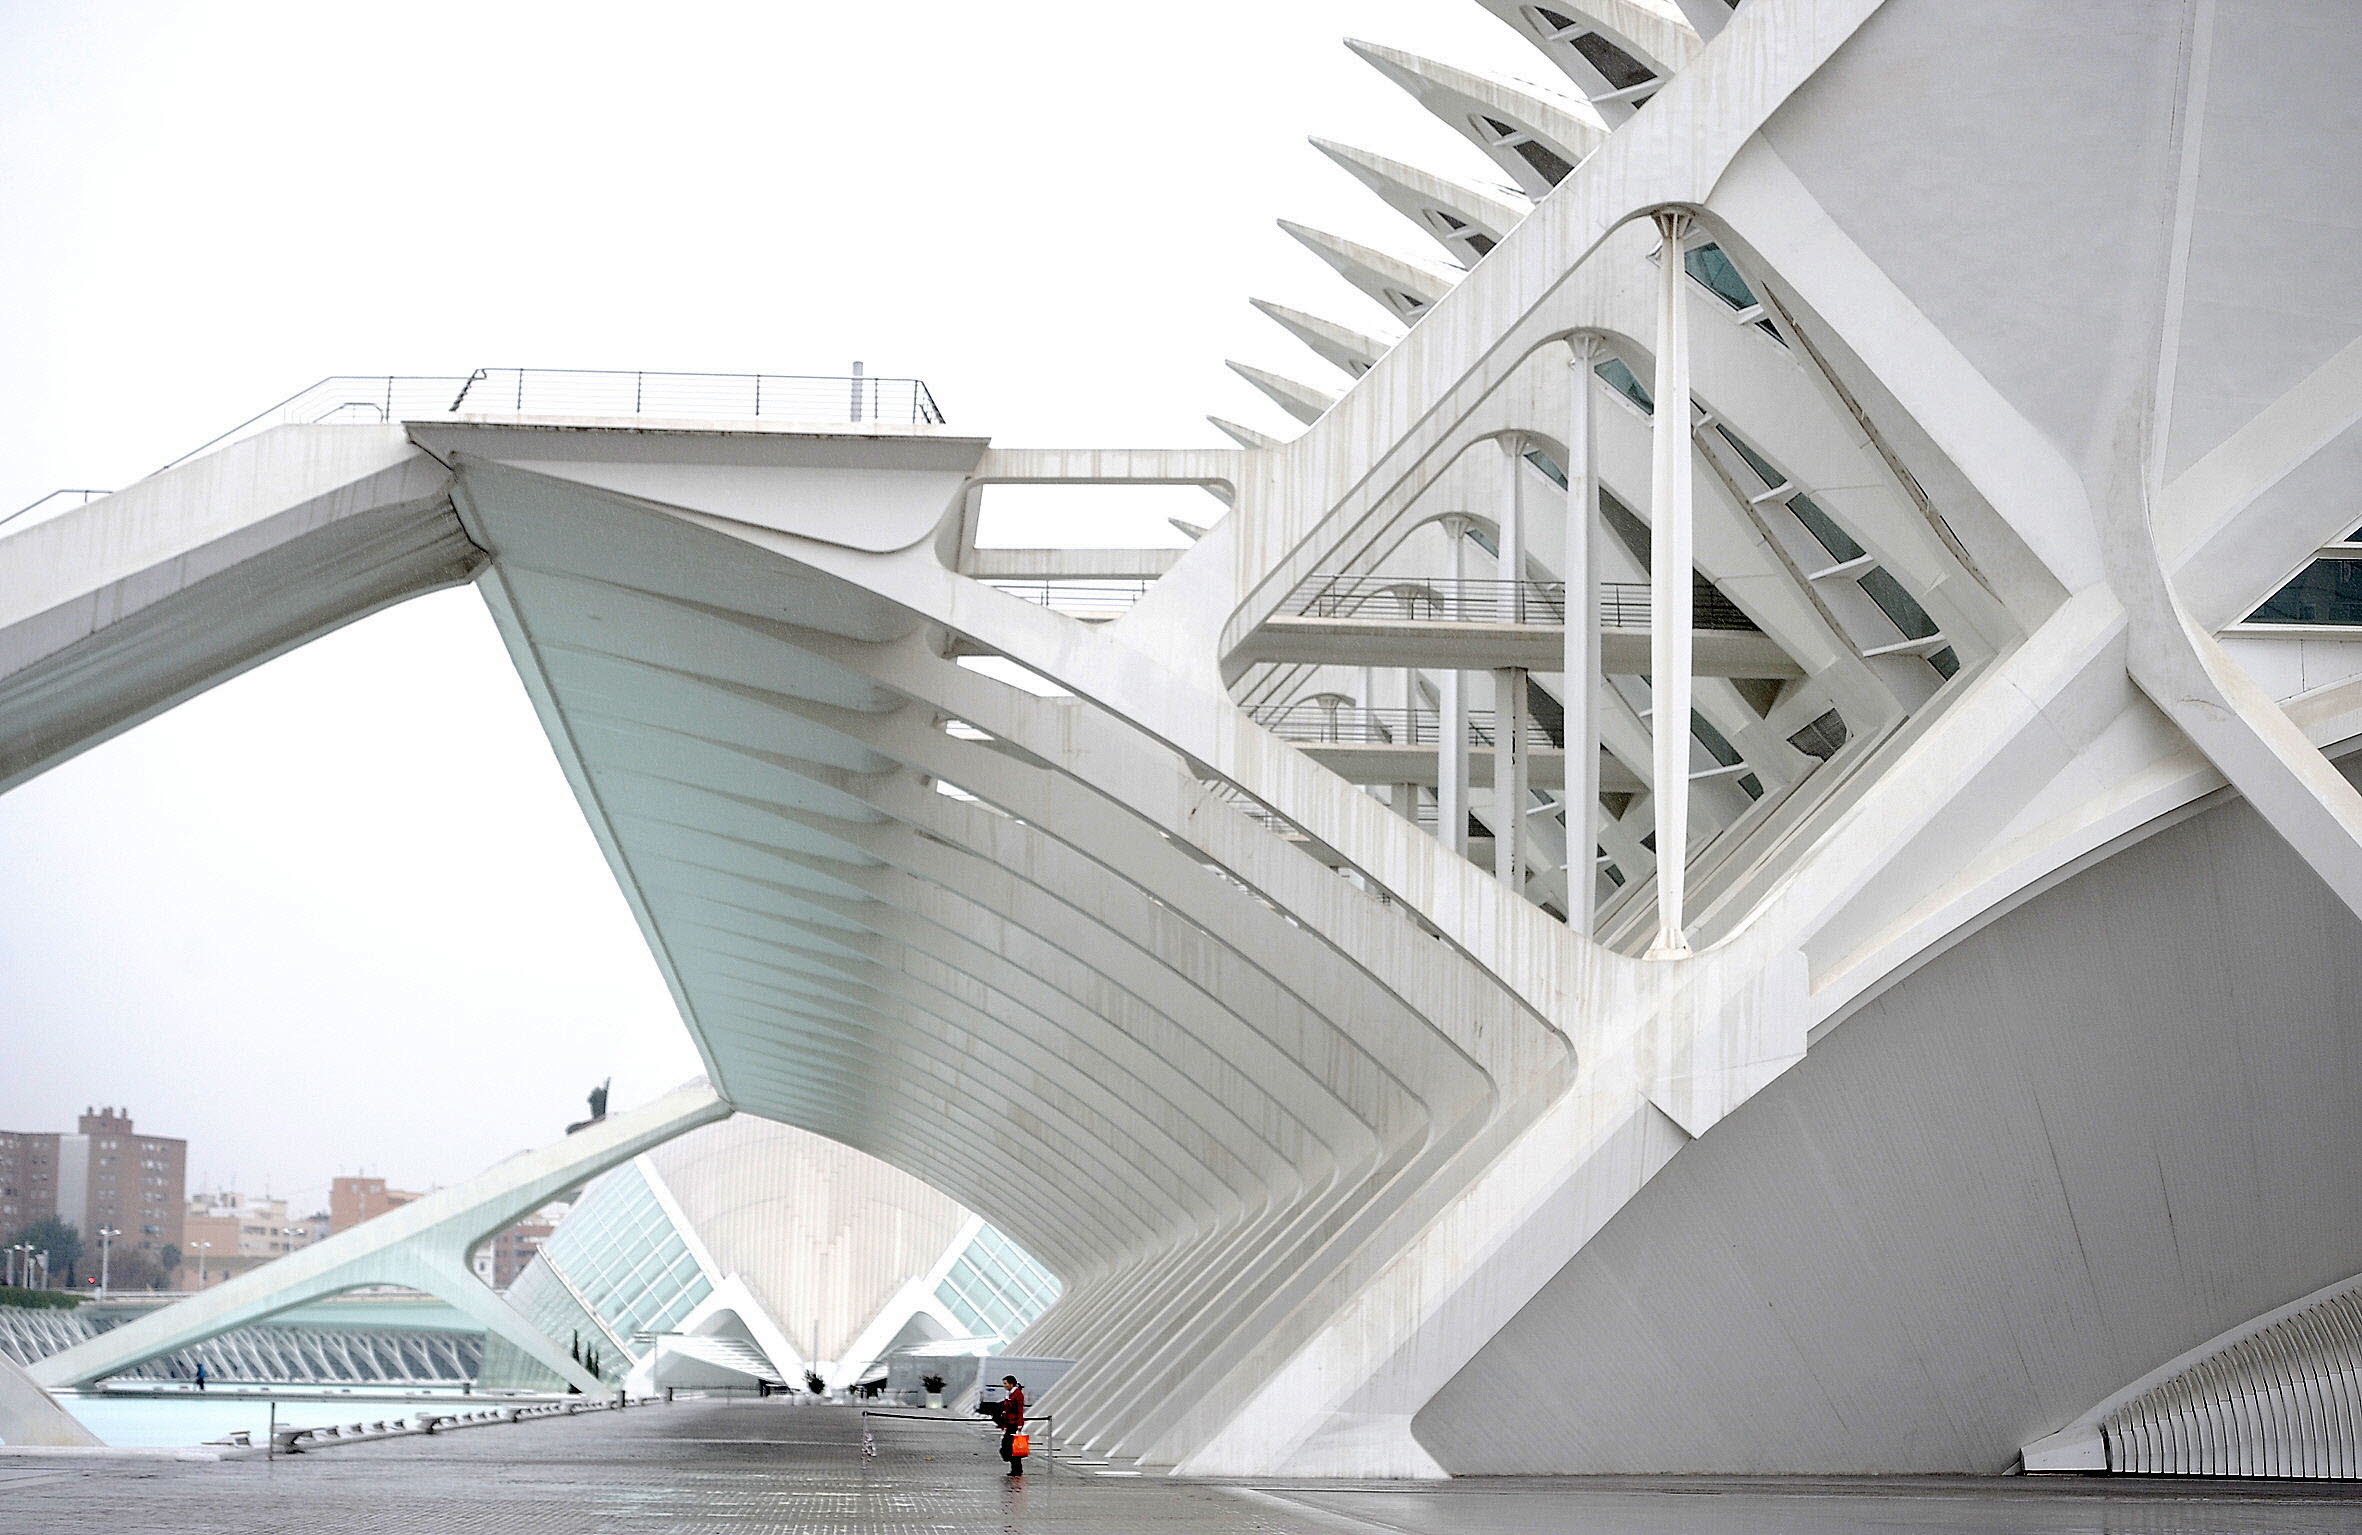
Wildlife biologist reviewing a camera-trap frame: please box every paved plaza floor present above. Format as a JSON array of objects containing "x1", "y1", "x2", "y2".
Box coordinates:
[{"x1": 3, "y1": 1398, "x2": 2361, "y2": 1533}]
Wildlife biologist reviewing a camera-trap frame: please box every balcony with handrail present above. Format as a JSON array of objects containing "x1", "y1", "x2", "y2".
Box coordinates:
[
  {"x1": 1237, "y1": 574, "x2": 1799, "y2": 677},
  {"x1": 1247, "y1": 701, "x2": 1635, "y2": 792},
  {"x1": 988, "y1": 580, "x2": 1156, "y2": 621},
  {"x1": 1282, "y1": 574, "x2": 1760, "y2": 630}
]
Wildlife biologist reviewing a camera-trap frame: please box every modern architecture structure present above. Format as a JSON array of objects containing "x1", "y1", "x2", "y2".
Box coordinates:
[
  {"x1": 5, "y1": 0, "x2": 2361, "y2": 1483},
  {"x1": 0, "y1": 1300, "x2": 484, "y2": 1389},
  {"x1": 481, "y1": 1111, "x2": 1057, "y2": 1394}
]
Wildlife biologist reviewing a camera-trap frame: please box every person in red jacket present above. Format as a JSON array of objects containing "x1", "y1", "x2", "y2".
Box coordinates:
[{"x1": 991, "y1": 1376, "x2": 1028, "y2": 1476}]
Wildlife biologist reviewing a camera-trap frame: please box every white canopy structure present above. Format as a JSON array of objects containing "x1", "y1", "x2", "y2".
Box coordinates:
[{"x1": 8, "y1": 0, "x2": 2362, "y2": 1482}]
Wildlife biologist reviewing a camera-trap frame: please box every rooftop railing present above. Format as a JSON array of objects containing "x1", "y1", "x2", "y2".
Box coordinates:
[
  {"x1": 110, "y1": 366, "x2": 943, "y2": 480},
  {"x1": 1281, "y1": 574, "x2": 1759, "y2": 631},
  {"x1": 988, "y1": 580, "x2": 1154, "y2": 620},
  {"x1": 1, "y1": 488, "x2": 112, "y2": 530},
  {"x1": 6, "y1": 367, "x2": 948, "y2": 535},
  {"x1": 448, "y1": 367, "x2": 945, "y2": 427}
]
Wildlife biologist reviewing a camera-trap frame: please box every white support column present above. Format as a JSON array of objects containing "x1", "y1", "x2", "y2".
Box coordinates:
[
  {"x1": 1565, "y1": 336, "x2": 1604, "y2": 936},
  {"x1": 1492, "y1": 666, "x2": 1530, "y2": 888},
  {"x1": 1439, "y1": 514, "x2": 1476, "y2": 856},
  {"x1": 1647, "y1": 209, "x2": 1696, "y2": 958},
  {"x1": 1493, "y1": 438, "x2": 1531, "y2": 890}
]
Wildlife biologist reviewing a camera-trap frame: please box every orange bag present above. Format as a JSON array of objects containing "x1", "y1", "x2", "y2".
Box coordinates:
[{"x1": 1009, "y1": 1432, "x2": 1030, "y2": 1458}]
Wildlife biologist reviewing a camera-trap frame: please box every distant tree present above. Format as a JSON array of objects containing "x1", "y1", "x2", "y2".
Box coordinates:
[
  {"x1": 803, "y1": 1368, "x2": 826, "y2": 1395},
  {"x1": 104, "y1": 1249, "x2": 168, "y2": 1293},
  {"x1": 6, "y1": 1218, "x2": 81, "y2": 1287},
  {"x1": 158, "y1": 1245, "x2": 182, "y2": 1281}
]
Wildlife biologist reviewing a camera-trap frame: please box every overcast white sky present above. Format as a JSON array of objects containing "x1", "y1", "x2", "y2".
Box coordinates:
[{"x1": 0, "y1": 1, "x2": 1550, "y2": 1214}]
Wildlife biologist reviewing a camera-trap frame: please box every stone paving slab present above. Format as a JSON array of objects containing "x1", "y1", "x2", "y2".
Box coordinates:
[
  {"x1": 0, "y1": 1399, "x2": 1321, "y2": 1534},
  {"x1": 5, "y1": 1399, "x2": 2362, "y2": 1534}
]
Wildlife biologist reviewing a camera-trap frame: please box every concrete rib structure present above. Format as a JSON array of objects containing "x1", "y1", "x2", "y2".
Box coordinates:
[{"x1": 8, "y1": 0, "x2": 2362, "y2": 1483}]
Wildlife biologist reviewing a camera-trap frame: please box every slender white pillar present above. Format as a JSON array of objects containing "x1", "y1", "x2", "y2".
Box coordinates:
[
  {"x1": 1498, "y1": 435, "x2": 1528, "y2": 621},
  {"x1": 1647, "y1": 210, "x2": 1695, "y2": 958},
  {"x1": 1493, "y1": 439, "x2": 1530, "y2": 890},
  {"x1": 1492, "y1": 667, "x2": 1529, "y2": 888},
  {"x1": 1565, "y1": 336, "x2": 1604, "y2": 936},
  {"x1": 1439, "y1": 514, "x2": 1476, "y2": 856}
]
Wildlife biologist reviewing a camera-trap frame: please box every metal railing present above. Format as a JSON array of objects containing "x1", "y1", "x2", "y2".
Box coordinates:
[
  {"x1": 1, "y1": 487, "x2": 112, "y2": 530},
  {"x1": 449, "y1": 367, "x2": 945, "y2": 426},
  {"x1": 158, "y1": 375, "x2": 482, "y2": 471},
  {"x1": 989, "y1": 580, "x2": 1152, "y2": 619},
  {"x1": 1252, "y1": 702, "x2": 1541, "y2": 748},
  {"x1": 9, "y1": 368, "x2": 949, "y2": 534},
  {"x1": 1282, "y1": 574, "x2": 1758, "y2": 631},
  {"x1": 135, "y1": 367, "x2": 947, "y2": 478}
]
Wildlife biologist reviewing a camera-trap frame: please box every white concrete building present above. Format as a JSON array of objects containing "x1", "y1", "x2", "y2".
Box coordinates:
[
  {"x1": 7, "y1": 0, "x2": 2362, "y2": 1481},
  {"x1": 483, "y1": 1111, "x2": 1057, "y2": 1394}
]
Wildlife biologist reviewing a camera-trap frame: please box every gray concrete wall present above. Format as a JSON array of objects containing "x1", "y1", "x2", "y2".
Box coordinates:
[{"x1": 1418, "y1": 770, "x2": 2362, "y2": 1472}]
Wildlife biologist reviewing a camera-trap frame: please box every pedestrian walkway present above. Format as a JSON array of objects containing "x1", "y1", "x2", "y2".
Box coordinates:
[
  {"x1": 0, "y1": 1397, "x2": 1316, "y2": 1534},
  {"x1": 3, "y1": 1398, "x2": 2360, "y2": 1533}
]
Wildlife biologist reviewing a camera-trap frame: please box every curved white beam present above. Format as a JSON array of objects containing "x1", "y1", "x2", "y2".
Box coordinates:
[
  {"x1": 1343, "y1": 38, "x2": 1604, "y2": 198},
  {"x1": 1309, "y1": 138, "x2": 1531, "y2": 266},
  {"x1": 1248, "y1": 299, "x2": 1397, "y2": 380},
  {"x1": 1226, "y1": 361, "x2": 1338, "y2": 426},
  {"x1": 1470, "y1": 0, "x2": 1700, "y2": 121},
  {"x1": 1277, "y1": 220, "x2": 1459, "y2": 327},
  {"x1": 1207, "y1": 415, "x2": 1286, "y2": 450}
]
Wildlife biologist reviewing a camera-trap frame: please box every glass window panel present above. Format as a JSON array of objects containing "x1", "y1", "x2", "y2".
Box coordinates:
[
  {"x1": 1711, "y1": 424, "x2": 1785, "y2": 490},
  {"x1": 1788, "y1": 709, "x2": 1848, "y2": 762},
  {"x1": 1684, "y1": 243, "x2": 1760, "y2": 311},
  {"x1": 1786, "y1": 493, "x2": 1863, "y2": 563},
  {"x1": 1691, "y1": 711, "x2": 1743, "y2": 767},
  {"x1": 1569, "y1": 31, "x2": 1654, "y2": 90},
  {"x1": 1857, "y1": 566, "x2": 1940, "y2": 640},
  {"x1": 1596, "y1": 358, "x2": 1653, "y2": 413},
  {"x1": 1511, "y1": 137, "x2": 1574, "y2": 185},
  {"x1": 2250, "y1": 559, "x2": 2362, "y2": 624}
]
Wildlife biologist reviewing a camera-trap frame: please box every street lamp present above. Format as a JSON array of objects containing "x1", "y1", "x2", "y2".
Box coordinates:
[
  {"x1": 96, "y1": 1227, "x2": 121, "y2": 1299},
  {"x1": 192, "y1": 1241, "x2": 212, "y2": 1290}
]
